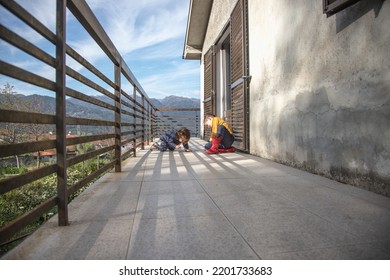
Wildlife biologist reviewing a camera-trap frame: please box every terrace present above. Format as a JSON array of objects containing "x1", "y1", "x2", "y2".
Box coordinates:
[
  {"x1": 2, "y1": 138, "x2": 390, "y2": 259},
  {"x1": 0, "y1": 0, "x2": 389, "y2": 260}
]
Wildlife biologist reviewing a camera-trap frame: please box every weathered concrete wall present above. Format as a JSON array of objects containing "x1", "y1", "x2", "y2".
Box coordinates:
[
  {"x1": 249, "y1": 0, "x2": 390, "y2": 196},
  {"x1": 202, "y1": 0, "x2": 239, "y2": 55}
]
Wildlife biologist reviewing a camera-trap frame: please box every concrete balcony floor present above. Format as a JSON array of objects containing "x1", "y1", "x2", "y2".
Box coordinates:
[{"x1": 3, "y1": 138, "x2": 390, "y2": 260}]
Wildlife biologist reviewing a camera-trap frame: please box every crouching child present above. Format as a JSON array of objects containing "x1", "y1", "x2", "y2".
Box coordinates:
[
  {"x1": 151, "y1": 127, "x2": 192, "y2": 152},
  {"x1": 204, "y1": 114, "x2": 236, "y2": 154}
]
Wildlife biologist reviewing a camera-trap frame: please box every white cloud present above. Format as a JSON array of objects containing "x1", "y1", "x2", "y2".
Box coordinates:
[
  {"x1": 1, "y1": 0, "x2": 200, "y2": 100},
  {"x1": 85, "y1": 0, "x2": 188, "y2": 56},
  {"x1": 15, "y1": 0, "x2": 56, "y2": 31},
  {"x1": 139, "y1": 62, "x2": 200, "y2": 99},
  {"x1": 5, "y1": 0, "x2": 57, "y2": 43}
]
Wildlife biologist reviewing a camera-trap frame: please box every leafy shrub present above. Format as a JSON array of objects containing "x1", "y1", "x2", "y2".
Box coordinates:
[
  {"x1": 0, "y1": 166, "x2": 28, "y2": 177},
  {"x1": 0, "y1": 157, "x2": 111, "y2": 256}
]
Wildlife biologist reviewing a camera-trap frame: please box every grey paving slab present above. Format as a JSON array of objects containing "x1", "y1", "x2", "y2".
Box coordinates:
[
  {"x1": 126, "y1": 215, "x2": 259, "y2": 260},
  {"x1": 308, "y1": 204, "x2": 390, "y2": 241},
  {"x1": 2, "y1": 138, "x2": 390, "y2": 260},
  {"x1": 224, "y1": 207, "x2": 362, "y2": 256},
  {"x1": 267, "y1": 242, "x2": 390, "y2": 260},
  {"x1": 140, "y1": 179, "x2": 205, "y2": 195},
  {"x1": 136, "y1": 192, "x2": 222, "y2": 219},
  {"x1": 3, "y1": 217, "x2": 134, "y2": 260},
  {"x1": 206, "y1": 187, "x2": 296, "y2": 213},
  {"x1": 68, "y1": 180, "x2": 141, "y2": 222}
]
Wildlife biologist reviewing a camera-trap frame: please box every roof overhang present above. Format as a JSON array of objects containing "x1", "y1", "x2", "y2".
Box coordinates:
[{"x1": 183, "y1": 0, "x2": 213, "y2": 60}]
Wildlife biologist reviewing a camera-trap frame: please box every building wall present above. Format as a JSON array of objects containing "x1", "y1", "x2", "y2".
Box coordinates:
[
  {"x1": 249, "y1": 0, "x2": 390, "y2": 196},
  {"x1": 202, "y1": 0, "x2": 239, "y2": 55},
  {"x1": 200, "y1": 0, "x2": 390, "y2": 196}
]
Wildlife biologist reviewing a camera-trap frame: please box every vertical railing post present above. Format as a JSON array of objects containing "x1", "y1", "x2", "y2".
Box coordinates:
[
  {"x1": 133, "y1": 87, "x2": 137, "y2": 157},
  {"x1": 150, "y1": 107, "x2": 154, "y2": 141},
  {"x1": 153, "y1": 109, "x2": 157, "y2": 139},
  {"x1": 56, "y1": 0, "x2": 68, "y2": 226},
  {"x1": 141, "y1": 96, "x2": 145, "y2": 149},
  {"x1": 145, "y1": 102, "x2": 149, "y2": 145},
  {"x1": 114, "y1": 62, "x2": 121, "y2": 172},
  {"x1": 147, "y1": 103, "x2": 152, "y2": 144},
  {"x1": 196, "y1": 111, "x2": 200, "y2": 137}
]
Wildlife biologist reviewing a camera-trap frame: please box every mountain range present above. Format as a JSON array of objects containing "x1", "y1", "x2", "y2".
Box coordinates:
[
  {"x1": 0, "y1": 94, "x2": 200, "y2": 119},
  {"x1": 150, "y1": 95, "x2": 200, "y2": 109}
]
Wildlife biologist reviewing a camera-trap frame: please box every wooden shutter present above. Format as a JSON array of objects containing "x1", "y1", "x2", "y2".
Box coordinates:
[
  {"x1": 203, "y1": 46, "x2": 215, "y2": 140},
  {"x1": 230, "y1": 0, "x2": 249, "y2": 151},
  {"x1": 323, "y1": 0, "x2": 360, "y2": 17}
]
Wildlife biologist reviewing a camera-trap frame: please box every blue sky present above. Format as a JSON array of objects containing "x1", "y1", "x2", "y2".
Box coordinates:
[{"x1": 0, "y1": 0, "x2": 200, "y2": 100}]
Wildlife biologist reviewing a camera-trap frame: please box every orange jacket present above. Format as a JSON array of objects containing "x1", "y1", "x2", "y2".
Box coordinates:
[{"x1": 210, "y1": 116, "x2": 233, "y2": 140}]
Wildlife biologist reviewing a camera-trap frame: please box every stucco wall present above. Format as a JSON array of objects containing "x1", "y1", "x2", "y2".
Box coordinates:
[
  {"x1": 248, "y1": 0, "x2": 390, "y2": 196},
  {"x1": 202, "y1": 0, "x2": 239, "y2": 55}
]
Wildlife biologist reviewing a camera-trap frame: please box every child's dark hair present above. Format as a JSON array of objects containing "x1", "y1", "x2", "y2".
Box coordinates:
[
  {"x1": 176, "y1": 128, "x2": 191, "y2": 141},
  {"x1": 204, "y1": 114, "x2": 215, "y2": 122}
]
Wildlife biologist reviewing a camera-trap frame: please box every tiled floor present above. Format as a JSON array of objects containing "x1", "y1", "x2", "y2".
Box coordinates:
[{"x1": 3, "y1": 138, "x2": 390, "y2": 259}]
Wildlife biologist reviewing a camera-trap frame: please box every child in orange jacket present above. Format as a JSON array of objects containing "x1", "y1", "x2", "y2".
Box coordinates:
[{"x1": 204, "y1": 115, "x2": 235, "y2": 154}]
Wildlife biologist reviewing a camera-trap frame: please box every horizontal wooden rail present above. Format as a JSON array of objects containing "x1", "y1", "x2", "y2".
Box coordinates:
[
  {"x1": 0, "y1": 140, "x2": 56, "y2": 158},
  {"x1": 0, "y1": 109, "x2": 56, "y2": 124},
  {"x1": 158, "y1": 108, "x2": 200, "y2": 111},
  {"x1": 67, "y1": 160, "x2": 115, "y2": 195},
  {"x1": 155, "y1": 108, "x2": 200, "y2": 137},
  {"x1": 66, "y1": 145, "x2": 115, "y2": 167},
  {"x1": 0, "y1": 61, "x2": 56, "y2": 91},
  {"x1": 0, "y1": 165, "x2": 57, "y2": 195},
  {"x1": 0, "y1": 196, "x2": 57, "y2": 245},
  {"x1": 66, "y1": 134, "x2": 116, "y2": 146}
]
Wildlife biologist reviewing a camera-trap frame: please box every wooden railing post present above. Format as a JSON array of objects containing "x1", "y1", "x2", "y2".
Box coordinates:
[
  {"x1": 56, "y1": 0, "x2": 68, "y2": 226},
  {"x1": 141, "y1": 96, "x2": 145, "y2": 149},
  {"x1": 147, "y1": 103, "x2": 151, "y2": 144},
  {"x1": 133, "y1": 87, "x2": 137, "y2": 157},
  {"x1": 114, "y1": 63, "x2": 121, "y2": 172}
]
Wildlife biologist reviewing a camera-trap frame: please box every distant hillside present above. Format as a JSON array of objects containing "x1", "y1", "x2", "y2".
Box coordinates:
[
  {"x1": 0, "y1": 93, "x2": 200, "y2": 136},
  {"x1": 0, "y1": 94, "x2": 199, "y2": 115},
  {"x1": 150, "y1": 95, "x2": 199, "y2": 109}
]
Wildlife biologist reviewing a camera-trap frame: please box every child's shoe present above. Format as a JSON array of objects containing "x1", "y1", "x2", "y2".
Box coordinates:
[
  {"x1": 218, "y1": 146, "x2": 236, "y2": 153},
  {"x1": 205, "y1": 146, "x2": 219, "y2": 154},
  {"x1": 205, "y1": 136, "x2": 222, "y2": 154}
]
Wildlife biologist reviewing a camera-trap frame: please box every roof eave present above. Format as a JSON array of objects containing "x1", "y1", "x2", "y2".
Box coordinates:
[{"x1": 183, "y1": 0, "x2": 213, "y2": 60}]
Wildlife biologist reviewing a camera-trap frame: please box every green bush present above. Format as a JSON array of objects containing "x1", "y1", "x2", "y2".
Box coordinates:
[
  {"x1": 0, "y1": 166, "x2": 28, "y2": 177},
  {"x1": 0, "y1": 157, "x2": 111, "y2": 256},
  {"x1": 0, "y1": 174, "x2": 57, "y2": 228}
]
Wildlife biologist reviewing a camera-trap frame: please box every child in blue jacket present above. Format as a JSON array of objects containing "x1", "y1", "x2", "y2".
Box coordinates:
[{"x1": 151, "y1": 128, "x2": 191, "y2": 152}]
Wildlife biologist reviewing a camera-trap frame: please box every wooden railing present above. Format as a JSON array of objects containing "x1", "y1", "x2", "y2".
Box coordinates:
[
  {"x1": 0, "y1": 0, "x2": 156, "y2": 245},
  {"x1": 155, "y1": 108, "x2": 200, "y2": 138}
]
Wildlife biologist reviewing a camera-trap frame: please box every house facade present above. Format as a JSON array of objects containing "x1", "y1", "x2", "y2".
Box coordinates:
[{"x1": 183, "y1": 0, "x2": 390, "y2": 196}]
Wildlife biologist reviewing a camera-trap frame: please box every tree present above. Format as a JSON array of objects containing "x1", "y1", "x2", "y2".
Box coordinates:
[
  {"x1": 0, "y1": 83, "x2": 28, "y2": 168},
  {"x1": 0, "y1": 83, "x2": 48, "y2": 168}
]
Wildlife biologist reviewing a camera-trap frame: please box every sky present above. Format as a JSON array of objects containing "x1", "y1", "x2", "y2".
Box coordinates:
[{"x1": 0, "y1": 0, "x2": 200, "y2": 100}]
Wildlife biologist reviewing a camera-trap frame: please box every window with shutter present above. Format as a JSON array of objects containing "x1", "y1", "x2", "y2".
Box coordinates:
[
  {"x1": 230, "y1": 0, "x2": 250, "y2": 152},
  {"x1": 203, "y1": 46, "x2": 215, "y2": 140}
]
